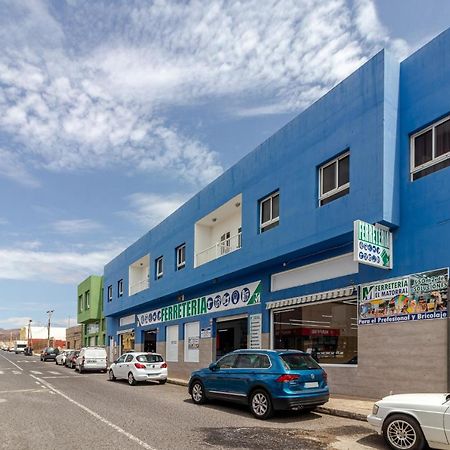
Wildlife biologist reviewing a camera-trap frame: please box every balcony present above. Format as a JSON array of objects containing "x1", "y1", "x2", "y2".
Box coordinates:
[
  {"x1": 194, "y1": 194, "x2": 242, "y2": 267},
  {"x1": 196, "y1": 232, "x2": 242, "y2": 267},
  {"x1": 129, "y1": 255, "x2": 149, "y2": 296}
]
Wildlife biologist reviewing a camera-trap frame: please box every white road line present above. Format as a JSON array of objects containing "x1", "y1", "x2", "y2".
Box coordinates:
[
  {"x1": 0, "y1": 399, "x2": 6, "y2": 403},
  {"x1": 30, "y1": 370, "x2": 43, "y2": 375},
  {"x1": 0, "y1": 371, "x2": 4, "y2": 375},
  {"x1": 0, "y1": 389, "x2": 44, "y2": 394},
  {"x1": 0, "y1": 353, "x2": 24, "y2": 371},
  {"x1": 47, "y1": 371, "x2": 61, "y2": 375},
  {"x1": 29, "y1": 375, "x2": 158, "y2": 450},
  {"x1": 12, "y1": 370, "x2": 22, "y2": 375},
  {"x1": 42, "y1": 376, "x2": 80, "y2": 379}
]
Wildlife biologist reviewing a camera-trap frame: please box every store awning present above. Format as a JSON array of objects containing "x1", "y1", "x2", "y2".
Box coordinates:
[{"x1": 266, "y1": 286, "x2": 356, "y2": 310}]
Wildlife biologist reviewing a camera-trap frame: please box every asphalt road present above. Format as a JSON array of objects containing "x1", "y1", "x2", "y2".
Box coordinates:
[{"x1": 0, "y1": 351, "x2": 386, "y2": 450}]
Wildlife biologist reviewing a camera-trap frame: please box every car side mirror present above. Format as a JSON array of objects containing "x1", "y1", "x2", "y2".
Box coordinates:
[{"x1": 209, "y1": 363, "x2": 218, "y2": 371}]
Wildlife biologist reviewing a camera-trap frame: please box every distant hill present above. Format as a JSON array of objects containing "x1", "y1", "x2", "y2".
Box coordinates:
[{"x1": 0, "y1": 328, "x2": 20, "y2": 342}]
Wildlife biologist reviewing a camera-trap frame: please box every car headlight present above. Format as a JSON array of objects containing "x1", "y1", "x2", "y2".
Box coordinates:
[{"x1": 372, "y1": 404, "x2": 379, "y2": 415}]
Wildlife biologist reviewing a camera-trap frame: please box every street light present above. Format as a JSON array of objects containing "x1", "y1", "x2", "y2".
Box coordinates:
[{"x1": 46, "y1": 310, "x2": 54, "y2": 347}]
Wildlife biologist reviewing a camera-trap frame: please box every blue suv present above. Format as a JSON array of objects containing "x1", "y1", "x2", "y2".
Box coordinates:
[{"x1": 188, "y1": 349, "x2": 329, "y2": 419}]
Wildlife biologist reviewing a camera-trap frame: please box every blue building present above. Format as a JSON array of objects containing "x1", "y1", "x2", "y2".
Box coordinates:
[{"x1": 103, "y1": 29, "x2": 450, "y2": 398}]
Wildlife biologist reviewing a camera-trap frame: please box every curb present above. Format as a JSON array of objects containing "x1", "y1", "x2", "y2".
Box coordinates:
[
  {"x1": 168, "y1": 378, "x2": 189, "y2": 387},
  {"x1": 316, "y1": 406, "x2": 367, "y2": 422}
]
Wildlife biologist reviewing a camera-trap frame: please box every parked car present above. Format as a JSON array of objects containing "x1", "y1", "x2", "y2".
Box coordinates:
[
  {"x1": 65, "y1": 350, "x2": 80, "y2": 369},
  {"x1": 23, "y1": 347, "x2": 33, "y2": 356},
  {"x1": 40, "y1": 347, "x2": 59, "y2": 362},
  {"x1": 188, "y1": 349, "x2": 329, "y2": 419},
  {"x1": 56, "y1": 350, "x2": 74, "y2": 366},
  {"x1": 75, "y1": 347, "x2": 107, "y2": 373},
  {"x1": 368, "y1": 393, "x2": 450, "y2": 450},
  {"x1": 109, "y1": 352, "x2": 168, "y2": 386}
]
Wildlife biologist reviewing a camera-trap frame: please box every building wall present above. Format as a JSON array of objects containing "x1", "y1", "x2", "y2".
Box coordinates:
[{"x1": 66, "y1": 325, "x2": 82, "y2": 350}]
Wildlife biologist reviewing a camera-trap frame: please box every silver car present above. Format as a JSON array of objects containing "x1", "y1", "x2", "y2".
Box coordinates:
[
  {"x1": 56, "y1": 349, "x2": 74, "y2": 365},
  {"x1": 109, "y1": 352, "x2": 168, "y2": 386}
]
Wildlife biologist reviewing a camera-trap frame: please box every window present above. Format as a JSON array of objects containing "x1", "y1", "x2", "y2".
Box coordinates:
[
  {"x1": 411, "y1": 115, "x2": 450, "y2": 180},
  {"x1": 176, "y1": 244, "x2": 186, "y2": 270},
  {"x1": 216, "y1": 353, "x2": 238, "y2": 369},
  {"x1": 156, "y1": 256, "x2": 163, "y2": 279},
  {"x1": 85, "y1": 290, "x2": 90, "y2": 310},
  {"x1": 220, "y1": 232, "x2": 231, "y2": 255},
  {"x1": 273, "y1": 299, "x2": 358, "y2": 365},
  {"x1": 116, "y1": 354, "x2": 126, "y2": 364},
  {"x1": 166, "y1": 325, "x2": 178, "y2": 362},
  {"x1": 118, "y1": 279, "x2": 123, "y2": 297},
  {"x1": 319, "y1": 152, "x2": 350, "y2": 205},
  {"x1": 235, "y1": 353, "x2": 271, "y2": 369},
  {"x1": 107, "y1": 285, "x2": 113, "y2": 302},
  {"x1": 78, "y1": 295, "x2": 83, "y2": 312},
  {"x1": 125, "y1": 354, "x2": 133, "y2": 363},
  {"x1": 259, "y1": 191, "x2": 279, "y2": 233}
]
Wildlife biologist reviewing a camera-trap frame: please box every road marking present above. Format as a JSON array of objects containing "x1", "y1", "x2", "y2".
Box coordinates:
[
  {"x1": 42, "y1": 376, "x2": 80, "y2": 379},
  {"x1": 12, "y1": 370, "x2": 22, "y2": 375},
  {"x1": 30, "y1": 370, "x2": 43, "y2": 375},
  {"x1": 0, "y1": 371, "x2": 3, "y2": 375},
  {"x1": 0, "y1": 399, "x2": 6, "y2": 403},
  {"x1": 47, "y1": 371, "x2": 61, "y2": 375},
  {"x1": 30, "y1": 375, "x2": 158, "y2": 450},
  {"x1": 0, "y1": 389, "x2": 45, "y2": 394},
  {"x1": 0, "y1": 353, "x2": 24, "y2": 371}
]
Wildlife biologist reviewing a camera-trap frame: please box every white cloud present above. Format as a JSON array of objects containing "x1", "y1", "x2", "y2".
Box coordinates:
[
  {"x1": 0, "y1": 147, "x2": 39, "y2": 187},
  {"x1": 0, "y1": 245, "x2": 122, "y2": 284},
  {"x1": 0, "y1": 316, "x2": 32, "y2": 329},
  {"x1": 122, "y1": 192, "x2": 191, "y2": 229},
  {"x1": 52, "y1": 219, "x2": 103, "y2": 234}
]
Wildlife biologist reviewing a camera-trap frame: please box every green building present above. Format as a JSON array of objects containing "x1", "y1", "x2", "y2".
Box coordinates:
[{"x1": 77, "y1": 275, "x2": 105, "y2": 346}]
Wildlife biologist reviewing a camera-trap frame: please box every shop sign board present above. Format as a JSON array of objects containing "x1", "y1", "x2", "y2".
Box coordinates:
[
  {"x1": 137, "y1": 281, "x2": 261, "y2": 327},
  {"x1": 187, "y1": 336, "x2": 200, "y2": 349},
  {"x1": 358, "y1": 268, "x2": 448, "y2": 325},
  {"x1": 200, "y1": 327, "x2": 211, "y2": 338},
  {"x1": 87, "y1": 322, "x2": 99, "y2": 334},
  {"x1": 354, "y1": 220, "x2": 392, "y2": 269}
]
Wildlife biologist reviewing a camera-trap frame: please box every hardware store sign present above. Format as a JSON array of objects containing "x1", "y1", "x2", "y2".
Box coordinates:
[
  {"x1": 354, "y1": 220, "x2": 392, "y2": 269},
  {"x1": 136, "y1": 281, "x2": 261, "y2": 327},
  {"x1": 358, "y1": 268, "x2": 448, "y2": 325}
]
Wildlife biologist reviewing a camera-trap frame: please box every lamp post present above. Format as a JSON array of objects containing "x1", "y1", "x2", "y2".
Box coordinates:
[
  {"x1": 46, "y1": 310, "x2": 54, "y2": 347},
  {"x1": 27, "y1": 319, "x2": 32, "y2": 349}
]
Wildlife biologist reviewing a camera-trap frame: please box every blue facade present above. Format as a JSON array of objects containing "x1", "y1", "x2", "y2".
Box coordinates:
[{"x1": 103, "y1": 29, "x2": 450, "y2": 394}]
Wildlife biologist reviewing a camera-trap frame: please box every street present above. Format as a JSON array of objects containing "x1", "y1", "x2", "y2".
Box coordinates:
[{"x1": 0, "y1": 352, "x2": 385, "y2": 450}]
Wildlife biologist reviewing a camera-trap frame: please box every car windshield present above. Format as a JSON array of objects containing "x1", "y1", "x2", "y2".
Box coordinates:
[
  {"x1": 137, "y1": 354, "x2": 163, "y2": 363},
  {"x1": 280, "y1": 353, "x2": 321, "y2": 370}
]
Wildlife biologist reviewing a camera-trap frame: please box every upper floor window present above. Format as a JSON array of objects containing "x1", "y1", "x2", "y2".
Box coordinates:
[
  {"x1": 176, "y1": 244, "x2": 186, "y2": 270},
  {"x1": 156, "y1": 256, "x2": 163, "y2": 279},
  {"x1": 107, "y1": 285, "x2": 113, "y2": 302},
  {"x1": 411, "y1": 115, "x2": 450, "y2": 180},
  {"x1": 78, "y1": 295, "x2": 83, "y2": 312},
  {"x1": 85, "y1": 290, "x2": 90, "y2": 310},
  {"x1": 260, "y1": 191, "x2": 279, "y2": 233},
  {"x1": 118, "y1": 279, "x2": 123, "y2": 297},
  {"x1": 319, "y1": 151, "x2": 349, "y2": 206}
]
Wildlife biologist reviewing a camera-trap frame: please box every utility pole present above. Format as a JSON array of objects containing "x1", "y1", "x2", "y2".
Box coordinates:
[
  {"x1": 46, "y1": 310, "x2": 54, "y2": 347},
  {"x1": 28, "y1": 319, "x2": 32, "y2": 348}
]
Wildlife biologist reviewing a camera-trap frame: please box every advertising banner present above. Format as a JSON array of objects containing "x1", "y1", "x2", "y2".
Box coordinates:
[
  {"x1": 136, "y1": 280, "x2": 261, "y2": 327},
  {"x1": 354, "y1": 220, "x2": 393, "y2": 269},
  {"x1": 358, "y1": 268, "x2": 448, "y2": 325}
]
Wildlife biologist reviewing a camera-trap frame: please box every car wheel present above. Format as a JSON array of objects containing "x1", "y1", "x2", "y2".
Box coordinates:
[
  {"x1": 108, "y1": 369, "x2": 116, "y2": 381},
  {"x1": 128, "y1": 372, "x2": 136, "y2": 386},
  {"x1": 249, "y1": 389, "x2": 273, "y2": 420},
  {"x1": 159, "y1": 379, "x2": 167, "y2": 385},
  {"x1": 191, "y1": 380, "x2": 207, "y2": 404},
  {"x1": 383, "y1": 414, "x2": 426, "y2": 450}
]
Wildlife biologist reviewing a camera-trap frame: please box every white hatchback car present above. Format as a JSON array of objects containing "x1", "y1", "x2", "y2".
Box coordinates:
[
  {"x1": 109, "y1": 352, "x2": 168, "y2": 386},
  {"x1": 368, "y1": 393, "x2": 450, "y2": 450},
  {"x1": 56, "y1": 349, "x2": 74, "y2": 366}
]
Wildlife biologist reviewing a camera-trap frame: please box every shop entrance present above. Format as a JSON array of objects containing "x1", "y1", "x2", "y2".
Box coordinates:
[
  {"x1": 143, "y1": 330, "x2": 157, "y2": 353},
  {"x1": 120, "y1": 331, "x2": 135, "y2": 354},
  {"x1": 216, "y1": 317, "x2": 247, "y2": 360}
]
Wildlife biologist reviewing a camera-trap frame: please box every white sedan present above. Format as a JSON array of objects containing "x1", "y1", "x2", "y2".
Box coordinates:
[
  {"x1": 108, "y1": 352, "x2": 168, "y2": 386},
  {"x1": 368, "y1": 393, "x2": 450, "y2": 450}
]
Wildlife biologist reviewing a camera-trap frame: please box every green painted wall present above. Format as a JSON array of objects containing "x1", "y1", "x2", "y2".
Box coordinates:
[{"x1": 77, "y1": 275, "x2": 106, "y2": 346}]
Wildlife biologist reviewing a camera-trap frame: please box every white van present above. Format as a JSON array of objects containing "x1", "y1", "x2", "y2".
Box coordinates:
[
  {"x1": 75, "y1": 347, "x2": 107, "y2": 373},
  {"x1": 14, "y1": 341, "x2": 27, "y2": 354}
]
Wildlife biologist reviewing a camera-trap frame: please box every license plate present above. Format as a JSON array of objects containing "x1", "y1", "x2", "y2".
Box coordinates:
[
  {"x1": 87, "y1": 359, "x2": 96, "y2": 363},
  {"x1": 304, "y1": 382, "x2": 319, "y2": 388},
  {"x1": 146, "y1": 364, "x2": 156, "y2": 368}
]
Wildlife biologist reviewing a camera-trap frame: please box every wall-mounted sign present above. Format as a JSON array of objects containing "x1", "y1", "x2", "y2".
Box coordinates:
[
  {"x1": 137, "y1": 281, "x2": 261, "y2": 327},
  {"x1": 354, "y1": 220, "x2": 392, "y2": 269},
  {"x1": 200, "y1": 327, "x2": 212, "y2": 338},
  {"x1": 87, "y1": 322, "x2": 100, "y2": 334},
  {"x1": 358, "y1": 268, "x2": 448, "y2": 325},
  {"x1": 119, "y1": 314, "x2": 135, "y2": 327},
  {"x1": 187, "y1": 336, "x2": 200, "y2": 350}
]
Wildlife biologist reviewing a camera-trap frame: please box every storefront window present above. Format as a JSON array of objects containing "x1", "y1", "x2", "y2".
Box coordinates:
[{"x1": 273, "y1": 300, "x2": 358, "y2": 365}]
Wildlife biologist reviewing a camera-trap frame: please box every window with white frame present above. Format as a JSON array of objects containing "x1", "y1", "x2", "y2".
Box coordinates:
[
  {"x1": 411, "y1": 115, "x2": 450, "y2": 180},
  {"x1": 156, "y1": 256, "x2": 163, "y2": 279},
  {"x1": 259, "y1": 191, "x2": 279, "y2": 233},
  {"x1": 319, "y1": 152, "x2": 349, "y2": 206},
  {"x1": 85, "y1": 290, "x2": 90, "y2": 309},
  {"x1": 78, "y1": 295, "x2": 83, "y2": 312},
  {"x1": 176, "y1": 244, "x2": 186, "y2": 270},
  {"x1": 118, "y1": 279, "x2": 123, "y2": 297},
  {"x1": 107, "y1": 285, "x2": 113, "y2": 302}
]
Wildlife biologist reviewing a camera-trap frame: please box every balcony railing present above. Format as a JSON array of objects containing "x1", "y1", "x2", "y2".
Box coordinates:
[
  {"x1": 129, "y1": 279, "x2": 149, "y2": 296},
  {"x1": 196, "y1": 232, "x2": 241, "y2": 267}
]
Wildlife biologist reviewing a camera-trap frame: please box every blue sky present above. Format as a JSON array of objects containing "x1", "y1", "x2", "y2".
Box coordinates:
[{"x1": 0, "y1": 0, "x2": 449, "y2": 329}]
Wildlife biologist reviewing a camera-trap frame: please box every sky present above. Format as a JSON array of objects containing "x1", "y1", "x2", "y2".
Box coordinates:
[{"x1": 0, "y1": 0, "x2": 449, "y2": 330}]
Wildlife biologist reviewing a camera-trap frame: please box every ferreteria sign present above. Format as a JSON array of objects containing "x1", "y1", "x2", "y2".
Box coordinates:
[
  {"x1": 354, "y1": 220, "x2": 393, "y2": 269},
  {"x1": 358, "y1": 268, "x2": 448, "y2": 325},
  {"x1": 136, "y1": 281, "x2": 261, "y2": 327}
]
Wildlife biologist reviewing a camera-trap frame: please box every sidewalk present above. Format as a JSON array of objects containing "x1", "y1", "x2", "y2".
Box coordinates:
[{"x1": 168, "y1": 378, "x2": 373, "y2": 422}]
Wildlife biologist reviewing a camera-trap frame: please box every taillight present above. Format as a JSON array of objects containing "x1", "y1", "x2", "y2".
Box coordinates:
[
  {"x1": 134, "y1": 363, "x2": 146, "y2": 369},
  {"x1": 82, "y1": 356, "x2": 85, "y2": 363},
  {"x1": 161, "y1": 362, "x2": 167, "y2": 369},
  {"x1": 323, "y1": 371, "x2": 328, "y2": 383},
  {"x1": 276, "y1": 374, "x2": 299, "y2": 383}
]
